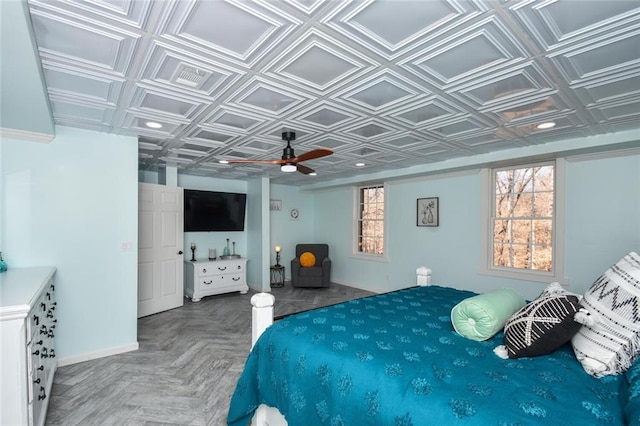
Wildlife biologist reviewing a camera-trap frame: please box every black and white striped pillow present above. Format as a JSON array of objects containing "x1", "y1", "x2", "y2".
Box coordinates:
[
  {"x1": 572, "y1": 252, "x2": 640, "y2": 377},
  {"x1": 500, "y1": 292, "x2": 583, "y2": 359}
]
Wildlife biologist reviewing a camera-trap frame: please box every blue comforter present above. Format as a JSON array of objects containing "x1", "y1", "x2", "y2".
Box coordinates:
[{"x1": 228, "y1": 285, "x2": 637, "y2": 425}]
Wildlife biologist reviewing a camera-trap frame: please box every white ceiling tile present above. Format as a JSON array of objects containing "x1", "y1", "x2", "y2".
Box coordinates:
[{"x1": 22, "y1": 0, "x2": 640, "y2": 184}]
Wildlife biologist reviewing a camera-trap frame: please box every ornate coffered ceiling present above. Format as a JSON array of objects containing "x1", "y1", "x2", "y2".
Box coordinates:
[{"x1": 26, "y1": 0, "x2": 640, "y2": 184}]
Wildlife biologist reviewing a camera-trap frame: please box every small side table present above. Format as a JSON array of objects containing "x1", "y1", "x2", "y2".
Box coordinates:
[{"x1": 270, "y1": 265, "x2": 285, "y2": 288}]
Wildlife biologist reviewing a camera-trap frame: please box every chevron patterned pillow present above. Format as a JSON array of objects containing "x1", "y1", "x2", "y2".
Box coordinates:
[
  {"x1": 498, "y1": 293, "x2": 583, "y2": 359},
  {"x1": 572, "y1": 252, "x2": 640, "y2": 377}
]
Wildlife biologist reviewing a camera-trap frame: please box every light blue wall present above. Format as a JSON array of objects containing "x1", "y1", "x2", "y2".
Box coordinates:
[
  {"x1": 313, "y1": 152, "x2": 640, "y2": 300},
  {"x1": 1, "y1": 126, "x2": 138, "y2": 360},
  {"x1": 565, "y1": 153, "x2": 640, "y2": 289},
  {"x1": 0, "y1": 0, "x2": 54, "y2": 136},
  {"x1": 269, "y1": 184, "x2": 315, "y2": 279}
]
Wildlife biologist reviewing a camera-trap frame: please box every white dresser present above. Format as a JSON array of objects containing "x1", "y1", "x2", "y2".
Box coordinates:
[
  {"x1": 0, "y1": 267, "x2": 57, "y2": 426},
  {"x1": 184, "y1": 258, "x2": 248, "y2": 302}
]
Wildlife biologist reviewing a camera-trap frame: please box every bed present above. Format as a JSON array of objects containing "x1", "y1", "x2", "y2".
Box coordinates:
[{"x1": 228, "y1": 271, "x2": 640, "y2": 425}]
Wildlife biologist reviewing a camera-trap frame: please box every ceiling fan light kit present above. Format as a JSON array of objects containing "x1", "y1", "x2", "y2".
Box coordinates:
[{"x1": 281, "y1": 164, "x2": 297, "y2": 173}]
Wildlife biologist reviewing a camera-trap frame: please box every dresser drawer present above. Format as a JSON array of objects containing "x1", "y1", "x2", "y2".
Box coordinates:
[
  {"x1": 196, "y1": 262, "x2": 243, "y2": 277},
  {"x1": 198, "y1": 273, "x2": 243, "y2": 290}
]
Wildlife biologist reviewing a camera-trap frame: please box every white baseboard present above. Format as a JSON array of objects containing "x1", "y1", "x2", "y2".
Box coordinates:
[{"x1": 57, "y1": 342, "x2": 139, "y2": 367}]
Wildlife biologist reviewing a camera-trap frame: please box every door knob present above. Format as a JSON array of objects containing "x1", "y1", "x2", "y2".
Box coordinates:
[{"x1": 178, "y1": 250, "x2": 183, "y2": 255}]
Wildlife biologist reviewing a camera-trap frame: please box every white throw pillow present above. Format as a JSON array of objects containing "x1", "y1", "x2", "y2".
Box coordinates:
[{"x1": 572, "y1": 252, "x2": 640, "y2": 377}]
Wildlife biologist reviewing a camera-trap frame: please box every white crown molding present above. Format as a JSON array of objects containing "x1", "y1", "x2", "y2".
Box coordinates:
[
  {"x1": 565, "y1": 145, "x2": 640, "y2": 162},
  {"x1": 0, "y1": 127, "x2": 54, "y2": 143}
]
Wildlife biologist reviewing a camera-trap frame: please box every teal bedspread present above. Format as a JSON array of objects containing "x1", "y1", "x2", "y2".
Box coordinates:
[{"x1": 228, "y1": 285, "x2": 637, "y2": 425}]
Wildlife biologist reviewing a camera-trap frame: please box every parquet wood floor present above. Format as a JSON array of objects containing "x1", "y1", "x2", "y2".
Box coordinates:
[{"x1": 45, "y1": 283, "x2": 374, "y2": 426}]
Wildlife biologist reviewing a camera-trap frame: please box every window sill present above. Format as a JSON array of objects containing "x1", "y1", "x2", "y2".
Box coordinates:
[{"x1": 350, "y1": 253, "x2": 389, "y2": 263}]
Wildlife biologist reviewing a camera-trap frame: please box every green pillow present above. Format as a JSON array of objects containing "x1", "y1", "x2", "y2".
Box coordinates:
[{"x1": 451, "y1": 288, "x2": 526, "y2": 341}]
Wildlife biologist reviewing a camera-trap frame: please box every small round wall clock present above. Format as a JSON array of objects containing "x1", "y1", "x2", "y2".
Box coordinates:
[{"x1": 290, "y1": 208, "x2": 299, "y2": 220}]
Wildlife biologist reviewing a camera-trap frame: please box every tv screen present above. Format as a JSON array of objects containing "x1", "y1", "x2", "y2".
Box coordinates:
[{"x1": 184, "y1": 189, "x2": 247, "y2": 232}]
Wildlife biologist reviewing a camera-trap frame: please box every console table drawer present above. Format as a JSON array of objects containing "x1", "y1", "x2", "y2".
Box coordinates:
[
  {"x1": 196, "y1": 262, "x2": 243, "y2": 277},
  {"x1": 198, "y1": 273, "x2": 243, "y2": 289}
]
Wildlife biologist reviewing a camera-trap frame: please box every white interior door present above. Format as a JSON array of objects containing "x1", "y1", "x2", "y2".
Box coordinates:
[{"x1": 138, "y1": 183, "x2": 184, "y2": 318}]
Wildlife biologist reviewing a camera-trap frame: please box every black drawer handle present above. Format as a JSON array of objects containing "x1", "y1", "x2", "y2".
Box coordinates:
[
  {"x1": 33, "y1": 350, "x2": 40, "y2": 356},
  {"x1": 203, "y1": 280, "x2": 212, "y2": 285},
  {"x1": 232, "y1": 277, "x2": 240, "y2": 281},
  {"x1": 202, "y1": 268, "x2": 207, "y2": 273},
  {"x1": 218, "y1": 266, "x2": 227, "y2": 271},
  {"x1": 33, "y1": 315, "x2": 40, "y2": 326},
  {"x1": 34, "y1": 378, "x2": 41, "y2": 384},
  {"x1": 38, "y1": 366, "x2": 44, "y2": 371},
  {"x1": 237, "y1": 265, "x2": 241, "y2": 270}
]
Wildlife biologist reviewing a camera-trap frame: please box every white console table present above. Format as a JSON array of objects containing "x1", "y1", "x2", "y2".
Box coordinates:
[
  {"x1": 0, "y1": 267, "x2": 57, "y2": 426},
  {"x1": 184, "y1": 258, "x2": 248, "y2": 302}
]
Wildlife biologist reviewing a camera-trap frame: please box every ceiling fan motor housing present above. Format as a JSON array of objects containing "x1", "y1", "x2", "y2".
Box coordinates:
[{"x1": 282, "y1": 131, "x2": 296, "y2": 160}]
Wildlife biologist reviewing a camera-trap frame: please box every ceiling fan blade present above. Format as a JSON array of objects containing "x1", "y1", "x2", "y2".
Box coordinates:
[
  {"x1": 226, "y1": 159, "x2": 285, "y2": 164},
  {"x1": 296, "y1": 164, "x2": 315, "y2": 175},
  {"x1": 293, "y1": 148, "x2": 333, "y2": 163}
]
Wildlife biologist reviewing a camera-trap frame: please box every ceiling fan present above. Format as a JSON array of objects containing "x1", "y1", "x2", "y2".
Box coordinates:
[{"x1": 224, "y1": 132, "x2": 333, "y2": 175}]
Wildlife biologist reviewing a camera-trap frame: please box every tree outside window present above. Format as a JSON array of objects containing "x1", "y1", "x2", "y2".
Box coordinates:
[
  {"x1": 492, "y1": 163, "x2": 555, "y2": 272},
  {"x1": 357, "y1": 185, "x2": 384, "y2": 255}
]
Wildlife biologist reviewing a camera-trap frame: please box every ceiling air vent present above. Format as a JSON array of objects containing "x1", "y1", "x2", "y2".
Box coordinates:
[{"x1": 172, "y1": 65, "x2": 208, "y2": 89}]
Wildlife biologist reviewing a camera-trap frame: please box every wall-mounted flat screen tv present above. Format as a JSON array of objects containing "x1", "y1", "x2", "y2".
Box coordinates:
[{"x1": 184, "y1": 189, "x2": 247, "y2": 232}]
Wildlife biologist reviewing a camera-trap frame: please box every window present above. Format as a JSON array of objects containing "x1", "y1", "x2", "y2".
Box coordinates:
[
  {"x1": 481, "y1": 160, "x2": 566, "y2": 282},
  {"x1": 356, "y1": 185, "x2": 385, "y2": 256}
]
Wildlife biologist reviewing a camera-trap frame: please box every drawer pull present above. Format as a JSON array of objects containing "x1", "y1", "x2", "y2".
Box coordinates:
[
  {"x1": 34, "y1": 378, "x2": 41, "y2": 384},
  {"x1": 33, "y1": 315, "x2": 40, "y2": 326},
  {"x1": 202, "y1": 268, "x2": 207, "y2": 273},
  {"x1": 46, "y1": 292, "x2": 51, "y2": 300},
  {"x1": 38, "y1": 386, "x2": 46, "y2": 400},
  {"x1": 203, "y1": 280, "x2": 213, "y2": 285},
  {"x1": 36, "y1": 340, "x2": 43, "y2": 346},
  {"x1": 218, "y1": 266, "x2": 227, "y2": 271},
  {"x1": 237, "y1": 265, "x2": 241, "y2": 270},
  {"x1": 33, "y1": 350, "x2": 40, "y2": 356},
  {"x1": 38, "y1": 366, "x2": 44, "y2": 371},
  {"x1": 41, "y1": 303, "x2": 46, "y2": 311},
  {"x1": 232, "y1": 277, "x2": 241, "y2": 281}
]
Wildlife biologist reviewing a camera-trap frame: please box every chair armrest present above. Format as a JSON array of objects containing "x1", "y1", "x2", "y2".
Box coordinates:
[
  {"x1": 291, "y1": 258, "x2": 301, "y2": 286},
  {"x1": 321, "y1": 257, "x2": 331, "y2": 272}
]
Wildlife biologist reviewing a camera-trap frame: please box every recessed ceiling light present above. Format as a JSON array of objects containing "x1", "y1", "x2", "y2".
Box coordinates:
[
  {"x1": 536, "y1": 121, "x2": 556, "y2": 130},
  {"x1": 218, "y1": 160, "x2": 229, "y2": 164},
  {"x1": 145, "y1": 121, "x2": 163, "y2": 129},
  {"x1": 355, "y1": 162, "x2": 366, "y2": 167}
]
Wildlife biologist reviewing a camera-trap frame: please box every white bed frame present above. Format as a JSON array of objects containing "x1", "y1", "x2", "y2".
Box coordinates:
[{"x1": 247, "y1": 267, "x2": 432, "y2": 426}]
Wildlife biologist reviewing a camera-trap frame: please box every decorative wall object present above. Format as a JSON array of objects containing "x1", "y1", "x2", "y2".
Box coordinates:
[
  {"x1": 417, "y1": 197, "x2": 439, "y2": 227},
  {"x1": 270, "y1": 199, "x2": 282, "y2": 211}
]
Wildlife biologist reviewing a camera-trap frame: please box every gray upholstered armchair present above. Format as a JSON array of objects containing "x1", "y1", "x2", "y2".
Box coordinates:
[{"x1": 291, "y1": 244, "x2": 331, "y2": 288}]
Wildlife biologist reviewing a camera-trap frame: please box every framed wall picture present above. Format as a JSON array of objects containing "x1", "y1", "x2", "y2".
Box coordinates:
[{"x1": 417, "y1": 197, "x2": 439, "y2": 227}]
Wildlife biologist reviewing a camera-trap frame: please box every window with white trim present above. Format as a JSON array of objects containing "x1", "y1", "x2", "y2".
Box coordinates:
[
  {"x1": 481, "y1": 160, "x2": 565, "y2": 282},
  {"x1": 356, "y1": 185, "x2": 385, "y2": 256}
]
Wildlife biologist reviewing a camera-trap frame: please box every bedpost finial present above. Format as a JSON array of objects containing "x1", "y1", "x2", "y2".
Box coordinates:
[
  {"x1": 416, "y1": 266, "x2": 432, "y2": 286},
  {"x1": 251, "y1": 292, "x2": 275, "y2": 308}
]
